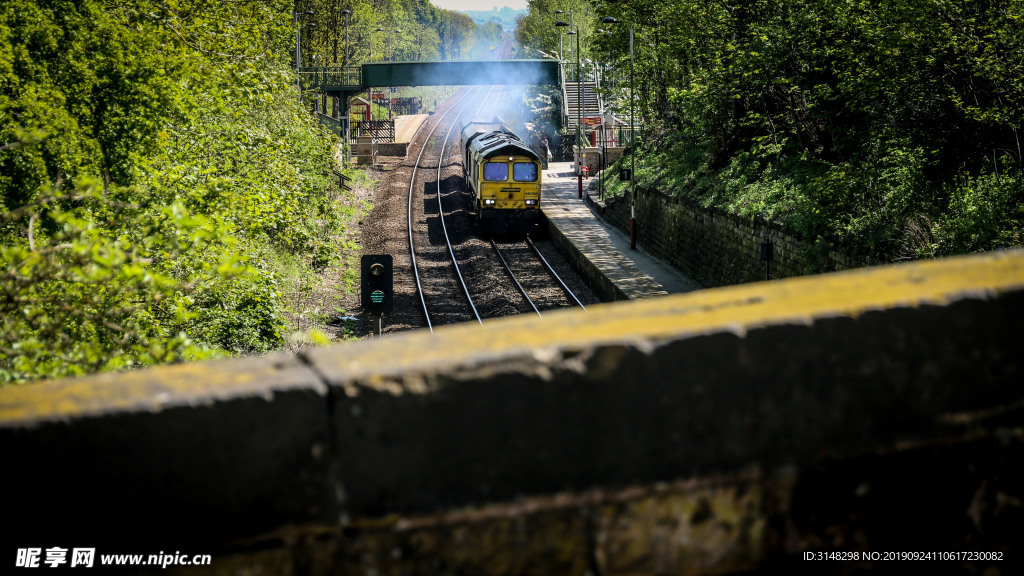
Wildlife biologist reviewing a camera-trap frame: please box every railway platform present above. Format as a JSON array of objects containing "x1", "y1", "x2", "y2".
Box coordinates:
[
  {"x1": 541, "y1": 161, "x2": 701, "y2": 301},
  {"x1": 376, "y1": 114, "x2": 429, "y2": 157},
  {"x1": 395, "y1": 114, "x2": 429, "y2": 143}
]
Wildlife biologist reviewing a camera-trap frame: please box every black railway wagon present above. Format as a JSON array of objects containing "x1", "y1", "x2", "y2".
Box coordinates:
[{"x1": 461, "y1": 121, "x2": 542, "y2": 235}]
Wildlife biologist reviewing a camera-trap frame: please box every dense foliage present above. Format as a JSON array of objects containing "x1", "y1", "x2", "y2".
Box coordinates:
[
  {"x1": 520, "y1": 0, "x2": 1024, "y2": 261},
  {"x1": 296, "y1": 0, "x2": 477, "y2": 64},
  {"x1": 0, "y1": 0, "x2": 360, "y2": 385},
  {"x1": 516, "y1": 0, "x2": 597, "y2": 62}
]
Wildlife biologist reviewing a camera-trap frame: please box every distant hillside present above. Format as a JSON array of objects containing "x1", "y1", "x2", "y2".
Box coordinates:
[{"x1": 460, "y1": 6, "x2": 524, "y2": 32}]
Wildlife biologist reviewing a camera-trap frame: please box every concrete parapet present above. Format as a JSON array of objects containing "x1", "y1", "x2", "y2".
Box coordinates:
[
  {"x1": 1, "y1": 354, "x2": 335, "y2": 549},
  {"x1": 2, "y1": 250, "x2": 1023, "y2": 569},
  {"x1": 306, "y1": 249, "x2": 1024, "y2": 519}
]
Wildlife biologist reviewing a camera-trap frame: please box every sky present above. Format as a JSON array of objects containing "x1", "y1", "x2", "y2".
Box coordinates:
[{"x1": 430, "y1": 0, "x2": 527, "y2": 11}]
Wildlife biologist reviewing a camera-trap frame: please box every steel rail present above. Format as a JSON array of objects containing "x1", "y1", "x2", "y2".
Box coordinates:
[
  {"x1": 527, "y1": 237, "x2": 587, "y2": 310},
  {"x1": 407, "y1": 87, "x2": 484, "y2": 332},
  {"x1": 490, "y1": 239, "x2": 542, "y2": 317},
  {"x1": 432, "y1": 86, "x2": 499, "y2": 325}
]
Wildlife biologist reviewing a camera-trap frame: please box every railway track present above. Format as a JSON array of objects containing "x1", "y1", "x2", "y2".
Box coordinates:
[
  {"x1": 359, "y1": 85, "x2": 600, "y2": 336},
  {"x1": 492, "y1": 237, "x2": 587, "y2": 314}
]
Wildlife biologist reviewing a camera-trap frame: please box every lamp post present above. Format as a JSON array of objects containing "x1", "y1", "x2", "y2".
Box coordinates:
[
  {"x1": 343, "y1": 9, "x2": 351, "y2": 66},
  {"x1": 372, "y1": 27, "x2": 384, "y2": 119},
  {"x1": 603, "y1": 15, "x2": 636, "y2": 250},
  {"x1": 554, "y1": 10, "x2": 574, "y2": 81},
  {"x1": 558, "y1": 19, "x2": 583, "y2": 198},
  {"x1": 373, "y1": 27, "x2": 383, "y2": 62},
  {"x1": 293, "y1": 10, "x2": 314, "y2": 100},
  {"x1": 389, "y1": 28, "x2": 401, "y2": 119},
  {"x1": 390, "y1": 29, "x2": 401, "y2": 61},
  {"x1": 576, "y1": 29, "x2": 582, "y2": 197}
]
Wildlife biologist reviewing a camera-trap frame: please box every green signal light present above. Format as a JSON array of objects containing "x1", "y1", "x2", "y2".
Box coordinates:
[{"x1": 371, "y1": 290, "x2": 385, "y2": 304}]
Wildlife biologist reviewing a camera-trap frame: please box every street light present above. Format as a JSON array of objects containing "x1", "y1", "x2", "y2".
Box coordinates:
[
  {"x1": 389, "y1": 28, "x2": 402, "y2": 118},
  {"x1": 390, "y1": 28, "x2": 401, "y2": 61},
  {"x1": 293, "y1": 10, "x2": 315, "y2": 101},
  {"x1": 373, "y1": 27, "x2": 384, "y2": 62},
  {"x1": 554, "y1": 10, "x2": 574, "y2": 80},
  {"x1": 342, "y1": 9, "x2": 351, "y2": 66},
  {"x1": 293, "y1": 10, "x2": 314, "y2": 73},
  {"x1": 557, "y1": 20, "x2": 583, "y2": 197},
  {"x1": 370, "y1": 27, "x2": 385, "y2": 119},
  {"x1": 602, "y1": 15, "x2": 636, "y2": 250}
]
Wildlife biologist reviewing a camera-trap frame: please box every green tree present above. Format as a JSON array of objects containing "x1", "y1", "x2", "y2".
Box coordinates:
[{"x1": 1, "y1": 0, "x2": 361, "y2": 384}]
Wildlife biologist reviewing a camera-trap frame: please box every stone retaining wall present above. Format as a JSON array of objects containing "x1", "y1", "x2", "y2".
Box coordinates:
[{"x1": 594, "y1": 187, "x2": 873, "y2": 288}]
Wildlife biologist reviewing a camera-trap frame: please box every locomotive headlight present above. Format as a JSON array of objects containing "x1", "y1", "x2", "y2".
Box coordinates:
[
  {"x1": 525, "y1": 199, "x2": 537, "y2": 206},
  {"x1": 484, "y1": 199, "x2": 497, "y2": 205}
]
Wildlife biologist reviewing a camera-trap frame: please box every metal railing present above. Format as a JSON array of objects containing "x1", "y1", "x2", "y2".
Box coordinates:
[
  {"x1": 352, "y1": 120, "x2": 395, "y2": 142},
  {"x1": 333, "y1": 170, "x2": 351, "y2": 191},
  {"x1": 299, "y1": 66, "x2": 362, "y2": 91},
  {"x1": 316, "y1": 113, "x2": 344, "y2": 137}
]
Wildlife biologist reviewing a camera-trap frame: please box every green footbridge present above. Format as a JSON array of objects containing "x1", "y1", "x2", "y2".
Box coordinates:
[
  {"x1": 301, "y1": 59, "x2": 561, "y2": 98},
  {"x1": 302, "y1": 60, "x2": 560, "y2": 136}
]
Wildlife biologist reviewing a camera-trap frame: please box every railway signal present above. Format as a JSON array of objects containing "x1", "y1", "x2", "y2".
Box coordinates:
[{"x1": 361, "y1": 254, "x2": 394, "y2": 315}]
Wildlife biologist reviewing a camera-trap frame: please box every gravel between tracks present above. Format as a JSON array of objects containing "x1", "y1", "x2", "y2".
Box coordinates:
[{"x1": 341, "y1": 88, "x2": 601, "y2": 340}]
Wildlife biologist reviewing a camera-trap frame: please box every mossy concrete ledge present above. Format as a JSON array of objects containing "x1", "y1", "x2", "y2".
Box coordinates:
[
  {"x1": 1, "y1": 249, "x2": 1023, "y2": 555},
  {"x1": 306, "y1": 249, "x2": 1024, "y2": 520},
  {"x1": 0, "y1": 353, "x2": 335, "y2": 548}
]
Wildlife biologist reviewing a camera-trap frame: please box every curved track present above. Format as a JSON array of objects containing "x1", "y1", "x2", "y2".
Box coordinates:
[
  {"x1": 355, "y1": 85, "x2": 601, "y2": 337},
  {"x1": 406, "y1": 87, "x2": 490, "y2": 331}
]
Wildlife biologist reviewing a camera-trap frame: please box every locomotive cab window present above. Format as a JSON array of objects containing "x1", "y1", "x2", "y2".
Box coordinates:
[
  {"x1": 483, "y1": 162, "x2": 509, "y2": 181},
  {"x1": 513, "y1": 162, "x2": 538, "y2": 182}
]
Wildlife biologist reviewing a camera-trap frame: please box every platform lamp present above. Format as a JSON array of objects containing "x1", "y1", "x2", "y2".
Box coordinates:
[
  {"x1": 389, "y1": 28, "x2": 401, "y2": 119},
  {"x1": 554, "y1": 10, "x2": 574, "y2": 80},
  {"x1": 343, "y1": 9, "x2": 351, "y2": 66},
  {"x1": 373, "y1": 27, "x2": 384, "y2": 62},
  {"x1": 556, "y1": 20, "x2": 583, "y2": 198},
  {"x1": 371, "y1": 27, "x2": 384, "y2": 119},
  {"x1": 293, "y1": 10, "x2": 314, "y2": 100},
  {"x1": 337, "y1": 9, "x2": 352, "y2": 155},
  {"x1": 593, "y1": 28, "x2": 612, "y2": 200},
  {"x1": 312, "y1": 54, "x2": 326, "y2": 113},
  {"x1": 387, "y1": 27, "x2": 401, "y2": 62},
  {"x1": 602, "y1": 15, "x2": 636, "y2": 250}
]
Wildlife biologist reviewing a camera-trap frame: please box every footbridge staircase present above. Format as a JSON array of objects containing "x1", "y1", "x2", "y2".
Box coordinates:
[
  {"x1": 561, "y1": 63, "x2": 620, "y2": 176},
  {"x1": 563, "y1": 80, "x2": 602, "y2": 133}
]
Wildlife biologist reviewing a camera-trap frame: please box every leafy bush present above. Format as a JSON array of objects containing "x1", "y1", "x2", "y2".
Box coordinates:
[
  {"x1": 1, "y1": 0, "x2": 361, "y2": 385},
  {"x1": 526, "y1": 0, "x2": 1024, "y2": 262}
]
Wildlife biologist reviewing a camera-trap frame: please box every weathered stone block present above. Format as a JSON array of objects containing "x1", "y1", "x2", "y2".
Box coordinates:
[{"x1": 1, "y1": 354, "x2": 333, "y2": 548}]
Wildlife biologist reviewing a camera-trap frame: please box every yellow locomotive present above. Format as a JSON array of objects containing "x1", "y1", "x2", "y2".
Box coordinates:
[{"x1": 460, "y1": 121, "x2": 542, "y2": 235}]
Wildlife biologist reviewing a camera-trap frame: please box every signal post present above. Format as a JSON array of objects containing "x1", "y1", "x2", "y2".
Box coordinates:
[{"x1": 360, "y1": 255, "x2": 393, "y2": 337}]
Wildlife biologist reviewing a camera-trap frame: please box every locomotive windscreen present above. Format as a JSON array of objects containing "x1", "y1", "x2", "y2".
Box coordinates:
[
  {"x1": 513, "y1": 163, "x2": 538, "y2": 181},
  {"x1": 484, "y1": 163, "x2": 509, "y2": 181}
]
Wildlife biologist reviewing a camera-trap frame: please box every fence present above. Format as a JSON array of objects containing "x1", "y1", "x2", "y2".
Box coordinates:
[
  {"x1": 316, "y1": 113, "x2": 344, "y2": 137},
  {"x1": 299, "y1": 66, "x2": 362, "y2": 91},
  {"x1": 351, "y1": 120, "x2": 395, "y2": 143}
]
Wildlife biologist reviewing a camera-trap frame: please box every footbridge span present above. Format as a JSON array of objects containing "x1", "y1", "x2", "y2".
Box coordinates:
[
  {"x1": 302, "y1": 59, "x2": 561, "y2": 99},
  {"x1": 3, "y1": 250, "x2": 1022, "y2": 573}
]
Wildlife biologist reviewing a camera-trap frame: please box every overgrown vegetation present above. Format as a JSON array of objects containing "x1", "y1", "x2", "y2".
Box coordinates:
[
  {"x1": 520, "y1": 0, "x2": 1024, "y2": 261},
  {"x1": 0, "y1": 0, "x2": 366, "y2": 385},
  {"x1": 296, "y1": 0, "x2": 477, "y2": 64}
]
